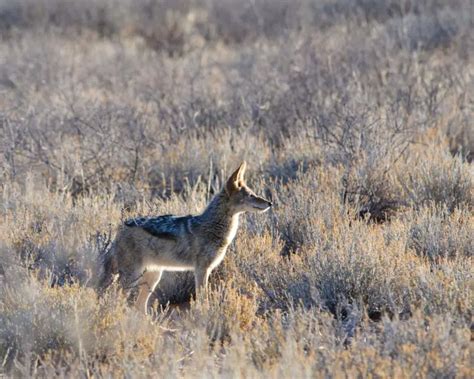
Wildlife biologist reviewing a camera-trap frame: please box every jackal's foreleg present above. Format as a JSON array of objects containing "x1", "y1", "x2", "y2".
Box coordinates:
[{"x1": 194, "y1": 268, "x2": 210, "y2": 298}]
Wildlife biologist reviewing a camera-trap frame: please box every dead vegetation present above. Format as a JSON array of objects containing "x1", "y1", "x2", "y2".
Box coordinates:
[{"x1": 0, "y1": 0, "x2": 472, "y2": 377}]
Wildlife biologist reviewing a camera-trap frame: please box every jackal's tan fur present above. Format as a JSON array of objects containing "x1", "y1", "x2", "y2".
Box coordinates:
[{"x1": 98, "y1": 162, "x2": 272, "y2": 313}]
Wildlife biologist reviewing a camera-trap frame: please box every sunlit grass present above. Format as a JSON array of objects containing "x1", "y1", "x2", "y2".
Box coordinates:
[{"x1": 0, "y1": 0, "x2": 472, "y2": 377}]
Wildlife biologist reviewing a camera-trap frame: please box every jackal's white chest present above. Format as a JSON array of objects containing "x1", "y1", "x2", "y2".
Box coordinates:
[
  {"x1": 225, "y1": 215, "x2": 240, "y2": 245},
  {"x1": 210, "y1": 215, "x2": 240, "y2": 270}
]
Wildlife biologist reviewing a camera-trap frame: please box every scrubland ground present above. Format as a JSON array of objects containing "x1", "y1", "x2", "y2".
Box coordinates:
[{"x1": 0, "y1": 0, "x2": 473, "y2": 377}]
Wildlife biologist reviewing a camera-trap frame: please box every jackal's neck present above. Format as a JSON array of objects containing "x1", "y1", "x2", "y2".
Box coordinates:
[{"x1": 199, "y1": 192, "x2": 240, "y2": 245}]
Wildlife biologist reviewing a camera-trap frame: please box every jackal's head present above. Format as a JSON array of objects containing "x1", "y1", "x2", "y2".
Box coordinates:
[{"x1": 225, "y1": 161, "x2": 272, "y2": 214}]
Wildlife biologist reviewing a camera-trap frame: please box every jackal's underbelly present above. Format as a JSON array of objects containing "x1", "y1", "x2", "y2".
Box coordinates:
[{"x1": 145, "y1": 263, "x2": 194, "y2": 272}]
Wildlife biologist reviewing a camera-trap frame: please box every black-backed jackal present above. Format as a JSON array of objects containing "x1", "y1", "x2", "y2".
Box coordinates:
[{"x1": 98, "y1": 162, "x2": 272, "y2": 314}]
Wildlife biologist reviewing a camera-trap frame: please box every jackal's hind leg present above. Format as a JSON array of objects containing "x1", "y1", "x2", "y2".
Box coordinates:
[{"x1": 135, "y1": 270, "x2": 163, "y2": 315}]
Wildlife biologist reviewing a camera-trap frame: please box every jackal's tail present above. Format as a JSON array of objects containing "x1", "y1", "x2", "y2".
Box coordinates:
[{"x1": 97, "y1": 241, "x2": 118, "y2": 295}]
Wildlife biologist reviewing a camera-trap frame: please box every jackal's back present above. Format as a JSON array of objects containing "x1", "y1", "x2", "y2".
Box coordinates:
[
  {"x1": 124, "y1": 214, "x2": 193, "y2": 241},
  {"x1": 114, "y1": 213, "x2": 200, "y2": 272}
]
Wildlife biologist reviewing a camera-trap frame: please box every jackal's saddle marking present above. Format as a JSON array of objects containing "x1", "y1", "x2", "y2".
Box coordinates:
[{"x1": 124, "y1": 215, "x2": 191, "y2": 240}]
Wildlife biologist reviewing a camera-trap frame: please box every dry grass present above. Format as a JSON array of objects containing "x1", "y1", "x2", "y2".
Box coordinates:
[{"x1": 0, "y1": 0, "x2": 472, "y2": 377}]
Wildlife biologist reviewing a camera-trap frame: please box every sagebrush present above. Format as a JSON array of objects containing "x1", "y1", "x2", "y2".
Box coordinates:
[{"x1": 0, "y1": 0, "x2": 472, "y2": 377}]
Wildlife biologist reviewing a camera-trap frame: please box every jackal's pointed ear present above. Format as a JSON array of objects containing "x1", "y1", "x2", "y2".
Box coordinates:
[
  {"x1": 226, "y1": 161, "x2": 247, "y2": 194},
  {"x1": 236, "y1": 161, "x2": 247, "y2": 181}
]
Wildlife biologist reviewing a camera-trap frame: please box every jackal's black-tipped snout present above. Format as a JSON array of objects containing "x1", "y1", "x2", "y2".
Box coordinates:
[{"x1": 257, "y1": 199, "x2": 272, "y2": 213}]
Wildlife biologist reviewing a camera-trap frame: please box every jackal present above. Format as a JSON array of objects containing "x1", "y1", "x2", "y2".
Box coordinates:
[{"x1": 98, "y1": 162, "x2": 272, "y2": 314}]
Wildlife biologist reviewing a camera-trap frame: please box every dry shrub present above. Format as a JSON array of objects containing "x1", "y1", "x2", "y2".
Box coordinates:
[
  {"x1": 0, "y1": 269, "x2": 186, "y2": 377},
  {"x1": 307, "y1": 101, "x2": 413, "y2": 222},
  {"x1": 350, "y1": 313, "x2": 471, "y2": 378},
  {"x1": 447, "y1": 122, "x2": 474, "y2": 162},
  {"x1": 184, "y1": 282, "x2": 260, "y2": 346},
  {"x1": 0, "y1": 179, "x2": 119, "y2": 286},
  {"x1": 273, "y1": 165, "x2": 347, "y2": 252},
  {"x1": 407, "y1": 206, "x2": 473, "y2": 262},
  {"x1": 402, "y1": 150, "x2": 473, "y2": 212},
  {"x1": 0, "y1": 274, "x2": 101, "y2": 369},
  {"x1": 228, "y1": 231, "x2": 304, "y2": 311},
  {"x1": 0, "y1": 0, "x2": 472, "y2": 376},
  {"x1": 308, "y1": 219, "x2": 415, "y2": 318}
]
